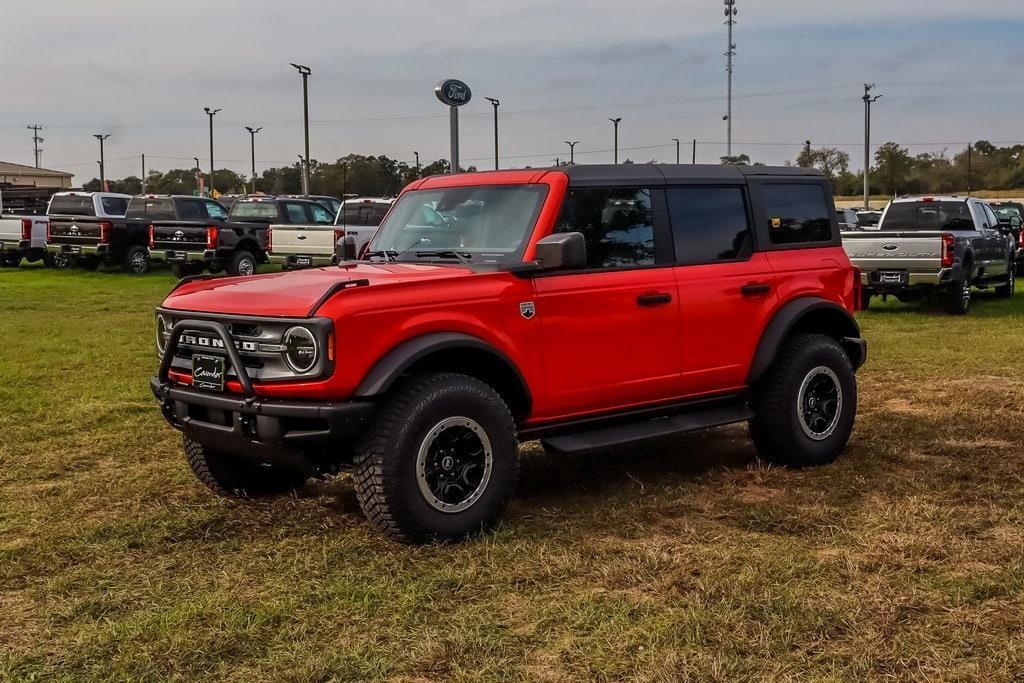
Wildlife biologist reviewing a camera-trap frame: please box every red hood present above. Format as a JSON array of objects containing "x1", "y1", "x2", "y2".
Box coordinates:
[{"x1": 162, "y1": 263, "x2": 477, "y2": 317}]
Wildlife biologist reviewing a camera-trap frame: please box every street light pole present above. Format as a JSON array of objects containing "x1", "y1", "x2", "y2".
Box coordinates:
[
  {"x1": 203, "y1": 107, "x2": 220, "y2": 195},
  {"x1": 672, "y1": 138, "x2": 680, "y2": 164},
  {"x1": 609, "y1": 117, "x2": 622, "y2": 164},
  {"x1": 245, "y1": 126, "x2": 262, "y2": 194},
  {"x1": 194, "y1": 157, "x2": 201, "y2": 193},
  {"x1": 692, "y1": 139, "x2": 697, "y2": 164},
  {"x1": 290, "y1": 63, "x2": 312, "y2": 195},
  {"x1": 413, "y1": 151, "x2": 420, "y2": 177},
  {"x1": 92, "y1": 134, "x2": 110, "y2": 189},
  {"x1": 724, "y1": 0, "x2": 738, "y2": 157},
  {"x1": 862, "y1": 83, "x2": 882, "y2": 209},
  {"x1": 141, "y1": 153, "x2": 146, "y2": 194},
  {"x1": 485, "y1": 97, "x2": 500, "y2": 170},
  {"x1": 565, "y1": 140, "x2": 579, "y2": 165}
]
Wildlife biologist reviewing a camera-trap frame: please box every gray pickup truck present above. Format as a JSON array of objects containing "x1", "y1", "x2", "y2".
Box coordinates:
[{"x1": 842, "y1": 196, "x2": 1015, "y2": 314}]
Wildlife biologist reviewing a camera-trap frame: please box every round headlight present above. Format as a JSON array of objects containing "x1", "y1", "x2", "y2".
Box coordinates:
[
  {"x1": 283, "y1": 326, "x2": 318, "y2": 373},
  {"x1": 156, "y1": 314, "x2": 168, "y2": 355}
]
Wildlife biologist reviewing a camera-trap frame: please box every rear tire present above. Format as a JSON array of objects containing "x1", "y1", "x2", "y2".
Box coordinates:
[
  {"x1": 122, "y1": 245, "x2": 149, "y2": 275},
  {"x1": 860, "y1": 289, "x2": 872, "y2": 310},
  {"x1": 947, "y1": 278, "x2": 971, "y2": 314},
  {"x1": 750, "y1": 333, "x2": 857, "y2": 468},
  {"x1": 996, "y1": 263, "x2": 1015, "y2": 298},
  {"x1": 227, "y1": 250, "x2": 257, "y2": 277},
  {"x1": 183, "y1": 436, "x2": 307, "y2": 497},
  {"x1": 352, "y1": 372, "x2": 519, "y2": 544}
]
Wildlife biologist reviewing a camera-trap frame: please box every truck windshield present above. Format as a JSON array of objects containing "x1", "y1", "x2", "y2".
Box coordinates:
[
  {"x1": 368, "y1": 185, "x2": 548, "y2": 264},
  {"x1": 48, "y1": 196, "x2": 95, "y2": 216},
  {"x1": 230, "y1": 202, "x2": 280, "y2": 221},
  {"x1": 126, "y1": 198, "x2": 175, "y2": 220},
  {"x1": 881, "y1": 201, "x2": 975, "y2": 231}
]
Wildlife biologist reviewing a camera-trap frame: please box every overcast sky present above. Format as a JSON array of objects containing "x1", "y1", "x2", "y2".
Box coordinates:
[{"x1": 4, "y1": 0, "x2": 1024, "y2": 183}]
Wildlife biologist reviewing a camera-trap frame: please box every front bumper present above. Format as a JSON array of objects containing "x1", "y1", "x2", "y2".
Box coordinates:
[
  {"x1": 151, "y1": 377, "x2": 375, "y2": 469},
  {"x1": 46, "y1": 242, "x2": 106, "y2": 256},
  {"x1": 268, "y1": 253, "x2": 334, "y2": 268},
  {"x1": 148, "y1": 248, "x2": 214, "y2": 263}
]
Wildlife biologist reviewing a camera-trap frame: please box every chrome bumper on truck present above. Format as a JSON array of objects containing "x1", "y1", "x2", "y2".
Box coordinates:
[
  {"x1": 859, "y1": 267, "x2": 959, "y2": 288},
  {"x1": 151, "y1": 319, "x2": 374, "y2": 473},
  {"x1": 46, "y1": 242, "x2": 106, "y2": 256},
  {"x1": 268, "y1": 253, "x2": 334, "y2": 268},
  {"x1": 148, "y1": 248, "x2": 213, "y2": 263}
]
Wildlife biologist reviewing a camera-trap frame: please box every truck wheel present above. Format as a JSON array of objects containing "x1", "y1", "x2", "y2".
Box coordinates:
[
  {"x1": 183, "y1": 436, "x2": 307, "y2": 497},
  {"x1": 996, "y1": 265, "x2": 1015, "y2": 298},
  {"x1": 53, "y1": 253, "x2": 72, "y2": 269},
  {"x1": 0, "y1": 253, "x2": 19, "y2": 267},
  {"x1": 749, "y1": 333, "x2": 856, "y2": 468},
  {"x1": 947, "y1": 279, "x2": 971, "y2": 314},
  {"x1": 227, "y1": 250, "x2": 257, "y2": 277},
  {"x1": 122, "y1": 245, "x2": 149, "y2": 275},
  {"x1": 352, "y1": 372, "x2": 519, "y2": 543}
]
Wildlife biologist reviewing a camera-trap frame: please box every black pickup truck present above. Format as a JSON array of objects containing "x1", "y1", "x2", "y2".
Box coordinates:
[
  {"x1": 150, "y1": 196, "x2": 335, "y2": 277},
  {"x1": 143, "y1": 195, "x2": 240, "y2": 276}
]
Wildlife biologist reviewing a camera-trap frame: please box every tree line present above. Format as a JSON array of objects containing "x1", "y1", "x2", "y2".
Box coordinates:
[{"x1": 83, "y1": 141, "x2": 1024, "y2": 199}]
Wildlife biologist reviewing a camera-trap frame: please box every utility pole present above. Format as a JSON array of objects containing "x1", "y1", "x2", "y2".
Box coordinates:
[
  {"x1": 413, "y1": 151, "x2": 420, "y2": 178},
  {"x1": 485, "y1": 97, "x2": 500, "y2": 170},
  {"x1": 724, "y1": 0, "x2": 738, "y2": 157},
  {"x1": 27, "y1": 125, "x2": 43, "y2": 168},
  {"x1": 194, "y1": 157, "x2": 202, "y2": 193},
  {"x1": 967, "y1": 143, "x2": 973, "y2": 195},
  {"x1": 290, "y1": 63, "x2": 312, "y2": 195},
  {"x1": 245, "y1": 126, "x2": 262, "y2": 194},
  {"x1": 862, "y1": 83, "x2": 882, "y2": 209},
  {"x1": 565, "y1": 140, "x2": 579, "y2": 165},
  {"x1": 672, "y1": 138, "x2": 680, "y2": 164},
  {"x1": 141, "y1": 154, "x2": 146, "y2": 194},
  {"x1": 692, "y1": 139, "x2": 697, "y2": 164},
  {"x1": 93, "y1": 134, "x2": 110, "y2": 189},
  {"x1": 609, "y1": 117, "x2": 622, "y2": 164},
  {"x1": 203, "y1": 107, "x2": 220, "y2": 196}
]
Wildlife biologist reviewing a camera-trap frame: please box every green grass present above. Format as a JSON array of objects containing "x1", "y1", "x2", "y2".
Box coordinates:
[{"x1": 3, "y1": 266, "x2": 1024, "y2": 680}]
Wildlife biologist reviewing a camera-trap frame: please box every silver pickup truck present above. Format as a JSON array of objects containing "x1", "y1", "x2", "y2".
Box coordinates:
[{"x1": 842, "y1": 196, "x2": 1015, "y2": 314}]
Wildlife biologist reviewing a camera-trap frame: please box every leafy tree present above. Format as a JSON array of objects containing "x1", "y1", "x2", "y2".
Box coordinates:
[
  {"x1": 874, "y1": 142, "x2": 914, "y2": 196},
  {"x1": 720, "y1": 154, "x2": 751, "y2": 165},
  {"x1": 796, "y1": 146, "x2": 850, "y2": 180}
]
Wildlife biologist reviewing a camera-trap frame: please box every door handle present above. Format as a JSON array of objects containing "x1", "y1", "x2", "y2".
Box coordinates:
[
  {"x1": 637, "y1": 292, "x2": 672, "y2": 306},
  {"x1": 740, "y1": 282, "x2": 772, "y2": 296}
]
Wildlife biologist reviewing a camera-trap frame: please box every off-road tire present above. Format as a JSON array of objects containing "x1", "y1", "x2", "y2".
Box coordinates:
[
  {"x1": 122, "y1": 245, "x2": 149, "y2": 275},
  {"x1": 996, "y1": 262, "x2": 1016, "y2": 298},
  {"x1": 183, "y1": 436, "x2": 307, "y2": 497},
  {"x1": 227, "y1": 250, "x2": 258, "y2": 277},
  {"x1": 352, "y1": 372, "x2": 519, "y2": 544},
  {"x1": 947, "y1": 278, "x2": 971, "y2": 314},
  {"x1": 749, "y1": 333, "x2": 857, "y2": 468}
]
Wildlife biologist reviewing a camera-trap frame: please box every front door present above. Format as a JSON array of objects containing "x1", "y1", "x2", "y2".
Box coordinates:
[{"x1": 533, "y1": 187, "x2": 681, "y2": 419}]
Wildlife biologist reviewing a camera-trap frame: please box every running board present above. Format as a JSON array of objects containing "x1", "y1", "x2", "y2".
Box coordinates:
[{"x1": 540, "y1": 402, "x2": 752, "y2": 454}]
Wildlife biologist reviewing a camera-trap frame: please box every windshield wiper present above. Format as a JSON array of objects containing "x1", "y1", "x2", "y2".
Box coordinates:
[
  {"x1": 413, "y1": 249, "x2": 472, "y2": 264},
  {"x1": 361, "y1": 249, "x2": 398, "y2": 262}
]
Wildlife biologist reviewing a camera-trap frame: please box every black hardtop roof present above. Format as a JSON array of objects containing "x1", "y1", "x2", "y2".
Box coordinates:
[{"x1": 560, "y1": 163, "x2": 824, "y2": 187}]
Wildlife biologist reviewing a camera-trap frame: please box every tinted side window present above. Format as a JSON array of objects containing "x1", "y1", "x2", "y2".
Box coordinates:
[
  {"x1": 763, "y1": 184, "x2": 832, "y2": 245},
  {"x1": 666, "y1": 187, "x2": 751, "y2": 265},
  {"x1": 310, "y1": 204, "x2": 332, "y2": 224},
  {"x1": 205, "y1": 202, "x2": 228, "y2": 220},
  {"x1": 100, "y1": 197, "x2": 128, "y2": 216},
  {"x1": 285, "y1": 203, "x2": 309, "y2": 223},
  {"x1": 556, "y1": 188, "x2": 655, "y2": 268},
  {"x1": 177, "y1": 199, "x2": 204, "y2": 221}
]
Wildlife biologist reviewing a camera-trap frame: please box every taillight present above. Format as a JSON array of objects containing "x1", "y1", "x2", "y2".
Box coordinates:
[
  {"x1": 148, "y1": 224, "x2": 155, "y2": 248},
  {"x1": 1018, "y1": 230, "x2": 1024, "y2": 250},
  {"x1": 98, "y1": 221, "x2": 112, "y2": 243},
  {"x1": 46, "y1": 220, "x2": 51, "y2": 241},
  {"x1": 267, "y1": 228, "x2": 273, "y2": 252},
  {"x1": 852, "y1": 266, "x2": 863, "y2": 311},
  {"x1": 206, "y1": 226, "x2": 219, "y2": 250},
  {"x1": 21, "y1": 219, "x2": 32, "y2": 241},
  {"x1": 941, "y1": 233, "x2": 954, "y2": 268},
  {"x1": 333, "y1": 228, "x2": 344, "y2": 244}
]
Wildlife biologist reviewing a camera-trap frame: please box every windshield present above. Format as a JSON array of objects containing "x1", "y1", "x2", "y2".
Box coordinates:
[
  {"x1": 230, "y1": 201, "x2": 280, "y2": 221},
  {"x1": 994, "y1": 207, "x2": 1021, "y2": 221},
  {"x1": 881, "y1": 201, "x2": 975, "y2": 231},
  {"x1": 367, "y1": 185, "x2": 548, "y2": 264},
  {"x1": 48, "y1": 195, "x2": 95, "y2": 216},
  {"x1": 126, "y1": 198, "x2": 175, "y2": 220}
]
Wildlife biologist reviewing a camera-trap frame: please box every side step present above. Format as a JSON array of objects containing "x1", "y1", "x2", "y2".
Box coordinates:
[{"x1": 540, "y1": 402, "x2": 752, "y2": 454}]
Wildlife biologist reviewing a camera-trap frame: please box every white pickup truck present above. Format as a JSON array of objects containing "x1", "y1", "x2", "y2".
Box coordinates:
[
  {"x1": 0, "y1": 192, "x2": 49, "y2": 267},
  {"x1": 267, "y1": 197, "x2": 393, "y2": 269}
]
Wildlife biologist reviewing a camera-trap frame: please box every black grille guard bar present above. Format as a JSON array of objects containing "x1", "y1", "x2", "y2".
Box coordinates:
[{"x1": 158, "y1": 319, "x2": 255, "y2": 398}]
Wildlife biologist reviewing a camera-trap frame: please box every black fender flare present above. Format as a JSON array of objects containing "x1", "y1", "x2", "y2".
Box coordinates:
[
  {"x1": 354, "y1": 332, "x2": 532, "y2": 413},
  {"x1": 747, "y1": 297, "x2": 865, "y2": 384}
]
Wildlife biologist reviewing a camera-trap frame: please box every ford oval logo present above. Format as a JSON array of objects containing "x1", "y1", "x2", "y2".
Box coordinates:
[
  {"x1": 882, "y1": 243, "x2": 898, "y2": 251},
  {"x1": 434, "y1": 79, "x2": 472, "y2": 107}
]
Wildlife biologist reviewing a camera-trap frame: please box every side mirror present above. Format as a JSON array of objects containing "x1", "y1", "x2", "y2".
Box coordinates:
[{"x1": 535, "y1": 232, "x2": 587, "y2": 270}]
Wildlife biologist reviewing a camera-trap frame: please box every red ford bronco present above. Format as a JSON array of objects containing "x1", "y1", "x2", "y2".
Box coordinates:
[{"x1": 152, "y1": 164, "x2": 866, "y2": 543}]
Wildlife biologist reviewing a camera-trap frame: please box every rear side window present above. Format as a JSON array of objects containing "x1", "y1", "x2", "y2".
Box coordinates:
[
  {"x1": 205, "y1": 201, "x2": 228, "y2": 220},
  {"x1": 556, "y1": 188, "x2": 655, "y2": 268},
  {"x1": 310, "y1": 203, "x2": 332, "y2": 224},
  {"x1": 666, "y1": 187, "x2": 751, "y2": 265},
  {"x1": 285, "y1": 203, "x2": 309, "y2": 223},
  {"x1": 339, "y1": 202, "x2": 391, "y2": 226},
  {"x1": 177, "y1": 199, "x2": 204, "y2": 221},
  {"x1": 48, "y1": 195, "x2": 96, "y2": 216},
  {"x1": 100, "y1": 197, "x2": 128, "y2": 216},
  {"x1": 762, "y1": 184, "x2": 832, "y2": 245},
  {"x1": 126, "y1": 198, "x2": 175, "y2": 220}
]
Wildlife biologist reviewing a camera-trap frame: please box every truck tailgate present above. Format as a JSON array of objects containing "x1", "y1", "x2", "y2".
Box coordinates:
[
  {"x1": 269, "y1": 225, "x2": 337, "y2": 256},
  {"x1": 48, "y1": 216, "x2": 104, "y2": 244},
  {"x1": 151, "y1": 223, "x2": 211, "y2": 251},
  {"x1": 841, "y1": 230, "x2": 943, "y2": 271}
]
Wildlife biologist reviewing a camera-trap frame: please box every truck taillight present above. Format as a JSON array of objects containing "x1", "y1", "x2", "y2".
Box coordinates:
[
  {"x1": 1018, "y1": 230, "x2": 1024, "y2": 250},
  {"x1": 21, "y1": 219, "x2": 32, "y2": 241},
  {"x1": 333, "y1": 229, "x2": 344, "y2": 244},
  {"x1": 99, "y1": 221, "x2": 112, "y2": 243},
  {"x1": 941, "y1": 233, "x2": 954, "y2": 268},
  {"x1": 267, "y1": 228, "x2": 273, "y2": 252},
  {"x1": 148, "y1": 224, "x2": 155, "y2": 248},
  {"x1": 46, "y1": 220, "x2": 51, "y2": 241},
  {"x1": 852, "y1": 266, "x2": 863, "y2": 311},
  {"x1": 206, "y1": 226, "x2": 219, "y2": 250}
]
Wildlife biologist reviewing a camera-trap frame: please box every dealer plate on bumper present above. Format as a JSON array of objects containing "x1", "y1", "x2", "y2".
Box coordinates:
[
  {"x1": 877, "y1": 271, "x2": 906, "y2": 285},
  {"x1": 191, "y1": 354, "x2": 225, "y2": 392}
]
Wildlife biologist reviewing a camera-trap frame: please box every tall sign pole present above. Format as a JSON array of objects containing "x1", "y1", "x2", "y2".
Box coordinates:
[{"x1": 435, "y1": 79, "x2": 472, "y2": 173}]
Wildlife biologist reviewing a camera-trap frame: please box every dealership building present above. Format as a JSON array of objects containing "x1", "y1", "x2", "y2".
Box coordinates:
[{"x1": 0, "y1": 161, "x2": 74, "y2": 190}]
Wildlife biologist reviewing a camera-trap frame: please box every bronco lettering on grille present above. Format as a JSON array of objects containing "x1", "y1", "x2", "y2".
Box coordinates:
[{"x1": 179, "y1": 334, "x2": 258, "y2": 352}]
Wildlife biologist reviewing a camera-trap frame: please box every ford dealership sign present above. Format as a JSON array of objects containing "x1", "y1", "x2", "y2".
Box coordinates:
[{"x1": 435, "y1": 79, "x2": 472, "y2": 107}]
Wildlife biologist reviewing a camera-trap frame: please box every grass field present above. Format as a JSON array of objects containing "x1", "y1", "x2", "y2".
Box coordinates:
[{"x1": 3, "y1": 266, "x2": 1024, "y2": 680}]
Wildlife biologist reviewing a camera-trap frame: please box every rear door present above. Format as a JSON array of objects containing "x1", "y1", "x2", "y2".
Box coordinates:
[
  {"x1": 668, "y1": 185, "x2": 778, "y2": 393},
  {"x1": 532, "y1": 186, "x2": 682, "y2": 418}
]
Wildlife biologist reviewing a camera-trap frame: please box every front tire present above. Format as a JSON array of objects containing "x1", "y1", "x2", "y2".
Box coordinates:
[
  {"x1": 183, "y1": 436, "x2": 307, "y2": 497},
  {"x1": 352, "y1": 372, "x2": 519, "y2": 544},
  {"x1": 750, "y1": 333, "x2": 857, "y2": 468}
]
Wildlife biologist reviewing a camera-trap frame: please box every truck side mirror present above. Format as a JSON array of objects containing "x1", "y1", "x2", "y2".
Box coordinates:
[{"x1": 535, "y1": 232, "x2": 587, "y2": 270}]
